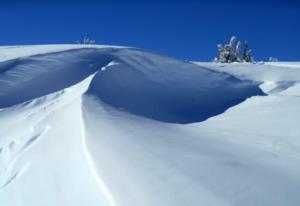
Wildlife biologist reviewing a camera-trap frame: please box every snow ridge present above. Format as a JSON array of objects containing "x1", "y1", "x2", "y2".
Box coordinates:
[{"x1": 1, "y1": 46, "x2": 300, "y2": 206}]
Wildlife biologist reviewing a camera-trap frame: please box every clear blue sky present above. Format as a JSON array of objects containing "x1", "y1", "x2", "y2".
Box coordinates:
[{"x1": 0, "y1": 0, "x2": 299, "y2": 61}]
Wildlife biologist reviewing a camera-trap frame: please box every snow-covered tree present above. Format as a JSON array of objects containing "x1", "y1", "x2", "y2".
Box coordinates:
[
  {"x1": 214, "y1": 36, "x2": 254, "y2": 63},
  {"x1": 243, "y1": 41, "x2": 253, "y2": 62},
  {"x1": 269, "y1": 57, "x2": 278, "y2": 62},
  {"x1": 229, "y1": 36, "x2": 237, "y2": 49},
  {"x1": 235, "y1": 41, "x2": 242, "y2": 62},
  {"x1": 83, "y1": 36, "x2": 95, "y2": 44},
  {"x1": 215, "y1": 44, "x2": 227, "y2": 63},
  {"x1": 227, "y1": 36, "x2": 237, "y2": 62},
  {"x1": 224, "y1": 44, "x2": 232, "y2": 62},
  {"x1": 215, "y1": 36, "x2": 238, "y2": 63},
  {"x1": 74, "y1": 36, "x2": 95, "y2": 45}
]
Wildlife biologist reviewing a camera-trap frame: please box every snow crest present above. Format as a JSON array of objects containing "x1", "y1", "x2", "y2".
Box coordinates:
[{"x1": 0, "y1": 47, "x2": 263, "y2": 123}]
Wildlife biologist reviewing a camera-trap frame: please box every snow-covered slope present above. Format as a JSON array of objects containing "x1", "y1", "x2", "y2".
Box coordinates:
[
  {"x1": 0, "y1": 45, "x2": 299, "y2": 206},
  {"x1": 0, "y1": 47, "x2": 262, "y2": 123},
  {"x1": 194, "y1": 62, "x2": 300, "y2": 94}
]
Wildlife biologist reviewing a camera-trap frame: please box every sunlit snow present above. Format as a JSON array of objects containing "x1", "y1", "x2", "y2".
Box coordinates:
[{"x1": 0, "y1": 45, "x2": 300, "y2": 206}]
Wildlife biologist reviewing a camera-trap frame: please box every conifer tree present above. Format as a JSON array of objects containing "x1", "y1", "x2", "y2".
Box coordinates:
[
  {"x1": 243, "y1": 41, "x2": 253, "y2": 62},
  {"x1": 236, "y1": 41, "x2": 242, "y2": 62}
]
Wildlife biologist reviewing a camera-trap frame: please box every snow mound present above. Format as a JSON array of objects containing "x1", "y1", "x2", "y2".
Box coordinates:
[
  {"x1": 0, "y1": 45, "x2": 300, "y2": 206},
  {"x1": 0, "y1": 47, "x2": 263, "y2": 123}
]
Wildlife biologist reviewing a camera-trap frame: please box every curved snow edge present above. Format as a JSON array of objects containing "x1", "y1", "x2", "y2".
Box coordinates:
[{"x1": 0, "y1": 44, "x2": 131, "y2": 63}]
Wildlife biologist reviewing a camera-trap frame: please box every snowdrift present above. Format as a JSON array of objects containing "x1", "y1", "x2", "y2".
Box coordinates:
[
  {"x1": 0, "y1": 47, "x2": 263, "y2": 123},
  {"x1": 1, "y1": 45, "x2": 300, "y2": 206}
]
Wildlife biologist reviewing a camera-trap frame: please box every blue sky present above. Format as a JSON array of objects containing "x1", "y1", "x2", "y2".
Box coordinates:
[{"x1": 0, "y1": 0, "x2": 299, "y2": 61}]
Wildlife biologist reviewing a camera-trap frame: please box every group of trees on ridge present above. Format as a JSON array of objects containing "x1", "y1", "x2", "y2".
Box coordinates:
[
  {"x1": 214, "y1": 36, "x2": 254, "y2": 63},
  {"x1": 75, "y1": 36, "x2": 95, "y2": 45}
]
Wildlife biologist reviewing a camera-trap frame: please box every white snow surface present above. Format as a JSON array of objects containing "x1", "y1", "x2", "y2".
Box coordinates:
[
  {"x1": 0, "y1": 44, "x2": 128, "y2": 62},
  {"x1": 0, "y1": 46, "x2": 300, "y2": 206}
]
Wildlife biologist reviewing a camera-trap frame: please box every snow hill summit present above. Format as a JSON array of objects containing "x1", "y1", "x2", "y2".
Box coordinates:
[{"x1": 0, "y1": 45, "x2": 300, "y2": 206}]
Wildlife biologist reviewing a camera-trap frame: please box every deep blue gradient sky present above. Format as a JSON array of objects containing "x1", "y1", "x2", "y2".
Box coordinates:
[{"x1": 1, "y1": 0, "x2": 299, "y2": 61}]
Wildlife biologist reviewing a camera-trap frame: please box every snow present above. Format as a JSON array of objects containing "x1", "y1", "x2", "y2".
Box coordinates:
[
  {"x1": 265, "y1": 62, "x2": 300, "y2": 69},
  {"x1": 0, "y1": 44, "x2": 128, "y2": 63},
  {"x1": 0, "y1": 45, "x2": 300, "y2": 206},
  {"x1": 194, "y1": 62, "x2": 300, "y2": 94},
  {"x1": 0, "y1": 47, "x2": 262, "y2": 123}
]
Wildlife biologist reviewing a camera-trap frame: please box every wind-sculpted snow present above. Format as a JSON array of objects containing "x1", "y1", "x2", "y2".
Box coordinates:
[
  {"x1": 0, "y1": 48, "x2": 263, "y2": 123},
  {"x1": 0, "y1": 45, "x2": 300, "y2": 206},
  {"x1": 0, "y1": 48, "x2": 114, "y2": 108},
  {"x1": 86, "y1": 49, "x2": 264, "y2": 123}
]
